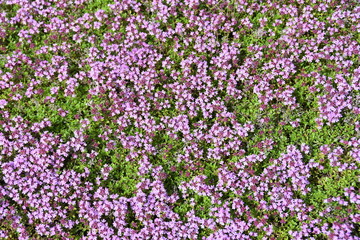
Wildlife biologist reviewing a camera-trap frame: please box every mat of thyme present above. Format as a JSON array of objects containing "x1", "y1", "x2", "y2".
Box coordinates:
[{"x1": 0, "y1": 0, "x2": 359, "y2": 239}]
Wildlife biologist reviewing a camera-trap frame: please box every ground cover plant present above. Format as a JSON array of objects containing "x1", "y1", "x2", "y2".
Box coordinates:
[{"x1": 0, "y1": 0, "x2": 359, "y2": 239}]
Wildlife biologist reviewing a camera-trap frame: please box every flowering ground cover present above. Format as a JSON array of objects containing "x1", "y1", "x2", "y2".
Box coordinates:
[{"x1": 0, "y1": 0, "x2": 359, "y2": 239}]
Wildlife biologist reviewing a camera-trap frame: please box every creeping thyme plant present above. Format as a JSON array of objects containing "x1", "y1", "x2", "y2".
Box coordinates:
[{"x1": 0, "y1": 0, "x2": 359, "y2": 239}]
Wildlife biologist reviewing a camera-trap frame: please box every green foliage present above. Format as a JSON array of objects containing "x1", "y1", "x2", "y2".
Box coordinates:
[
  {"x1": 194, "y1": 195, "x2": 213, "y2": 219},
  {"x1": 83, "y1": 0, "x2": 113, "y2": 12},
  {"x1": 307, "y1": 168, "x2": 359, "y2": 208},
  {"x1": 107, "y1": 156, "x2": 140, "y2": 198},
  {"x1": 173, "y1": 201, "x2": 192, "y2": 222}
]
